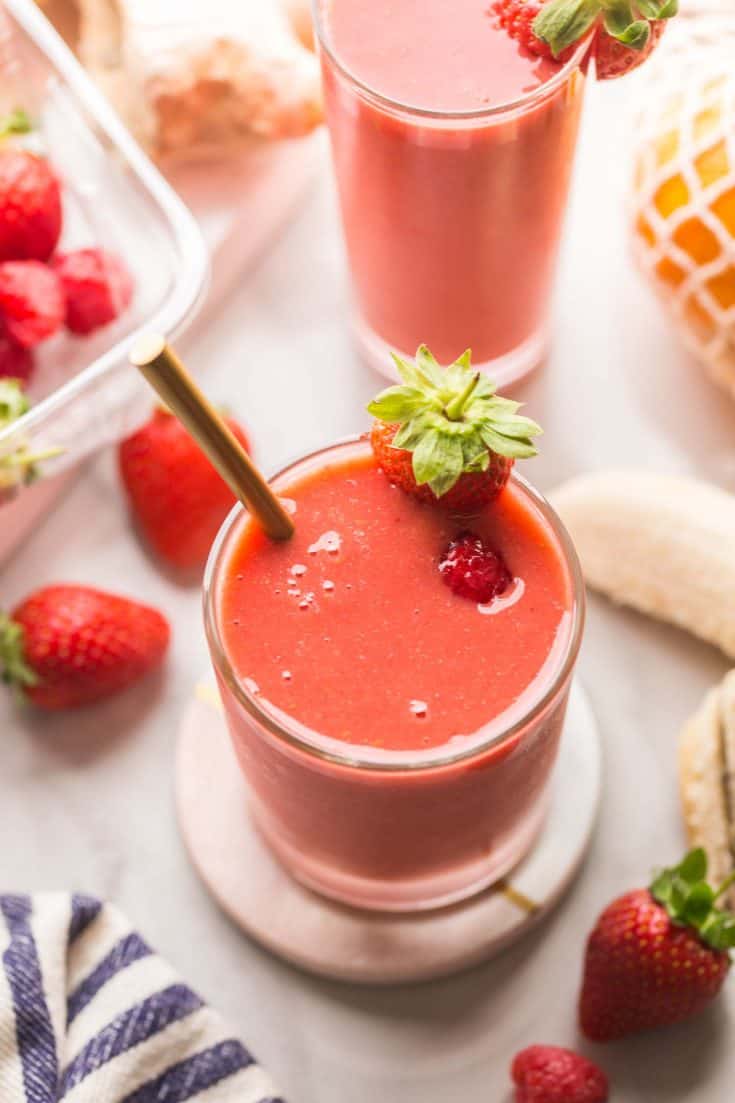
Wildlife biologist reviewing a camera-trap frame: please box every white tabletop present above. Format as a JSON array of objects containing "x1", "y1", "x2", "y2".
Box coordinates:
[{"x1": 2, "y1": 76, "x2": 734, "y2": 1102}]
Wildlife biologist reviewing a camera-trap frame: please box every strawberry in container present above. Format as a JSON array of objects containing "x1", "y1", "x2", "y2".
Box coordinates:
[{"x1": 0, "y1": 0, "x2": 208, "y2": 565}]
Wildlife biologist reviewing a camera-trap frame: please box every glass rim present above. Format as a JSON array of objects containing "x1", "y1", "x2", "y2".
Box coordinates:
[
  {"x1": 203, "y1": 436, "x2": 586, "y2": 774},
  {"x1": 310, "y1": 0, "x2": 590, "y2": 122}
]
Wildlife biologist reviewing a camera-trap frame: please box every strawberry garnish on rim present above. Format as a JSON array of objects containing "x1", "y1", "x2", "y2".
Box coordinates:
[
  {"x1": 367, "y1": 345, "x2": 541, "y2": 513},
  {"x1": 491, "y1": 0, "x2": 678, "y2": 80},
  {"x1": 580, "y1": 848, "x2": 735, "y2": 1041}
]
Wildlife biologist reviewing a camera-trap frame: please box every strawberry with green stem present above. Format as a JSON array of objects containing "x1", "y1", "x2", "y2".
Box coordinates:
[
  {"x1": 0, "y1": 585, "x2": 170, "y2": 710},
  {"x1": 580, "y1": 848, "x2": 735, "y2": 1041},
  {"x1": 368, "y1": 345, "x2": 541, "y2": 514},
  {"x1": 492, "y1": 0, "x2": 678, "y2": 80}
]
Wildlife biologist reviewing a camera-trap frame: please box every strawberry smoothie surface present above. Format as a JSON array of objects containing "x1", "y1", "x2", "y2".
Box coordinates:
[
  {"x1": 206, "y1": 435, "x2": 585, "y2": 910},
  {"x1": 218, "y1": 446, "x2": 572, "y2": 753},
  {"x1": 315, "y1": 0, "x2": 588, "y2": 382}
]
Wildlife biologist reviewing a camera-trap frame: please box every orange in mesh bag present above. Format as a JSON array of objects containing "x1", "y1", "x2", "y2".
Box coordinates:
[{"x1": 631, "y1": 23, "x2": 735, "y2": 395}]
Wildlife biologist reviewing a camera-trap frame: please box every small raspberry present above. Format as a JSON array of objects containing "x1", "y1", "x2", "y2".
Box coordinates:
[
  {"x1": 439, "y1": 531, "x2": 512, "y2": 603},
  {"x1": 53, "y1": 248, "x2": 134, "y2": 335},
  {"x1": 0, "y1": 321, "x2": 34, "y2": 383},
  {"x1": 490, "y1": 0, "x2": 575, "y2": 62},
  {"x1": 511, "y1": 1046, "x2": 609, "y2": 1103},
  {"x1": 0, "y1": 260, "x2": 65, "y2": 348}
]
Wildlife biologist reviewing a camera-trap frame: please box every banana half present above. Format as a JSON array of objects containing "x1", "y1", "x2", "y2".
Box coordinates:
[
  {"x1": 679, "y1": 672, "x2": 735, "y2": 908},
  {"x1": 552, "y1": 471, "x2": 735, "y2": 659}
]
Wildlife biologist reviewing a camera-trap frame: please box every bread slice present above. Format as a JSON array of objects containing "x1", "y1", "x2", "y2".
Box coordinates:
[
  {"x1": 67, "y1": 0, "x2": 322, "y2": 160},
  {"x1": 679, "y1": 672, "x2": 735, "y2": 908},
  {"x1": 552, "y1": 471, "x2": 735, "y2": 659}
]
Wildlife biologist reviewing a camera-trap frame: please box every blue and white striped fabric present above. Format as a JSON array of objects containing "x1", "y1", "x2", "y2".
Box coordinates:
[{"x1": 0, "y1": 894, "x2": 282, "y2": 1103}]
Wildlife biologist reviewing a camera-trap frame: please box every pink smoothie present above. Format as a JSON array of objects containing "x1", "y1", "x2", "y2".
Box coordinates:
[
  {"x1": 208, "y1": 440, "x2": 584, "y2": 910},
  {"x1": 317, "y1": 0, "x2": 587, "y2": 375}
]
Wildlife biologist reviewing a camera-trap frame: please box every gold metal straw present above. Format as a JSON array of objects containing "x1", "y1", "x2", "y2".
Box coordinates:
[{"x1": 129, "y1": 334, "x2": 295, "y2": 542}]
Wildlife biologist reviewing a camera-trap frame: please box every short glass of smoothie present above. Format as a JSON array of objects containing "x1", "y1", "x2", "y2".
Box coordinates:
[
  {"x1": 204, "y1": 437, "x2": 585, "y2": 912},
  {"x1": 313, "y1": 0, "x2": 589, "y2": 385}
]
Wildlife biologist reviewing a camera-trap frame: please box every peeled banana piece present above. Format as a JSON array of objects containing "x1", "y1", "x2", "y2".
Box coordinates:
[
  {"x1": 679, "y1": 671, "x2": 735, "y2": 909},
  {"x1": 552, "y1": 471, "x2": 735, "y2": 658}
]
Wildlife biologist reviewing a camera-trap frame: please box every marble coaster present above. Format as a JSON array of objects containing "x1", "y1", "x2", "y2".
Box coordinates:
[{"x1": 176, "y1": 682, "x2": 601, "y2": 984}]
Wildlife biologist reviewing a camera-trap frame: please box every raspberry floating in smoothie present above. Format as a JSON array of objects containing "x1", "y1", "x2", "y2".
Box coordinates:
[{"x1": 439, "y1": 532, "x2": 512, "y2": 604}]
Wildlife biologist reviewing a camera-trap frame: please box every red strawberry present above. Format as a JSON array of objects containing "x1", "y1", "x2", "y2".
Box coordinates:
[
  {"x1": 580, "y1": 849, "x2": 735, "y2": 1041},
  {"x1": 118, "y1": 406, "x2": 252, "y2": 571},
  {"x1": 0, "y1": 585, "x2": 170, "y2": 710},
  {"x1": 593, "y1": 18, "x2": 666, "y2": 79},
  {"x1": 0, "y1": 148, "x2": 62, "y2": 262},
  {"x1": 0, "y1": 260, "x2": 65, "y2": 347},
  {"x1": 53, "y1": 248, "x2": 134, "y2": 335},
  {"x1": 367, "y1": 345, "x2": 541, "y2": 513},
  {"x1": 0, "y1": 321, "x2": 34, "y2": 383},
  {"x1": 511, "y1": 1045, "x2": 608, "y2": 1103}
]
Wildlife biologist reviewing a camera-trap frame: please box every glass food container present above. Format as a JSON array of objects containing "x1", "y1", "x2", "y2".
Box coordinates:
[{"x1": 0, "y1": 0, "x2": 209, "y2": 562}]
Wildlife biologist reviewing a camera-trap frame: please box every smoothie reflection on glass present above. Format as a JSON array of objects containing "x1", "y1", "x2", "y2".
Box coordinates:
[
  {"x1": 313, "y1": 0, "x2": 589, "y2": 384},
  {"x1": 204, "y1": 350, "x2": 585, "y2": 912}
]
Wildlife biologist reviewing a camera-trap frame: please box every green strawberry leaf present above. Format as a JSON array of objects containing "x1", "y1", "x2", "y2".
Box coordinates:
[
  {"x1": 0, "y1": 108, "x2": 32, "y2": 139},
  {"x1": 534, "y1": 0, "x2": 678, "y2": 55},
  {"x1": 0, "y1": 381, "x2": 63, "y2": 492},
  {"x1": 533, "y1": 0, "x2": 601, "y2": 55},
  {"x1": 367, "y1": 385, "x2": 433, "y2": 422},
  {"x1": 605, "y1": 15, "x2": 650, "y2": 47},
  {"x1": 601, "y1": 0, "x2": 636, "y2": 36},
  {"x1": 415, "y1": 345, "x2": 447, "y2": 389},
  {"x1": 479, "y1": 423, "x2": 539, "y2": 460},
  {"x1": 650, "y1": 849, "x2": 735, "y2": 955},
  {"x1": 0, "y1": 379, "x2": 30, "y2": 425},
  {"x1": 0, "y1": 613, "x2": 38, "y2": 691},
  {"x1": 392, "y1": 415, "x2": 434, "y2": 452},
  {"x1": 681, "y1": 882, "x2": 715, "y2": 925},
  {"x1": 700, "y1": 914, "x2": 735, "y2": 952},
  {"x1": 677, "y1": 848, "x2": 708, "y2": 884},
  {"x1": 411, "y1": 429, "x2": 463, "y2": 495},
  {"x1": 636, "y1": 0, "x2": 677, "y2": 17},
  {"x1": 390, "y1": 353, "x2": 426, "y2": 389}
]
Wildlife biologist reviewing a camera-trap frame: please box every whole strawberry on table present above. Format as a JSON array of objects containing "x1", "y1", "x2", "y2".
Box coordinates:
[
  {"x1": 491, "y1": 0, "x2": 677, "y2": 79},
  {"x1": 580, "y1": 848, "x2": 735, "y2": 1040},
  {"x1": 0, "y1": 585, "x2": 170, "y2": 710},
  {"x1": 119, "y1": 406, "x2": 252, "y2": 573}
]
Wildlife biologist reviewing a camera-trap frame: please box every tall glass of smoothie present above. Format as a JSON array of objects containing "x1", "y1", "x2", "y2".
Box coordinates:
[
  {"x1": 313, "y1": 0, "x2": 589, "y2": 384},
  {"x1": 203, "y1": 351, "x2": 585, "y2": 912}
]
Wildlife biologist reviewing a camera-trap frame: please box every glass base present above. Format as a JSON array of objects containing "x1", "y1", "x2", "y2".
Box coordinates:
[
  {"x1": 353, "y1": 314, "x2": 549, "y2": 389},
  {"x1": 250, "y1": 797, "x2": 549, "y2": 914}
]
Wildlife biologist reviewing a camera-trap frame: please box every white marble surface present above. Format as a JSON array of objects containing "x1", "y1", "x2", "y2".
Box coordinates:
[{"x1": 2, "y1": 75, "x2": 735, "y2": 1102}]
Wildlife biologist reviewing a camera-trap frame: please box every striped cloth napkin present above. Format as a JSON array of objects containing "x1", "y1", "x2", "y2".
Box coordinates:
[{"x1": 0, "y1": 894, "x2": 282, "y2": 1103}]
